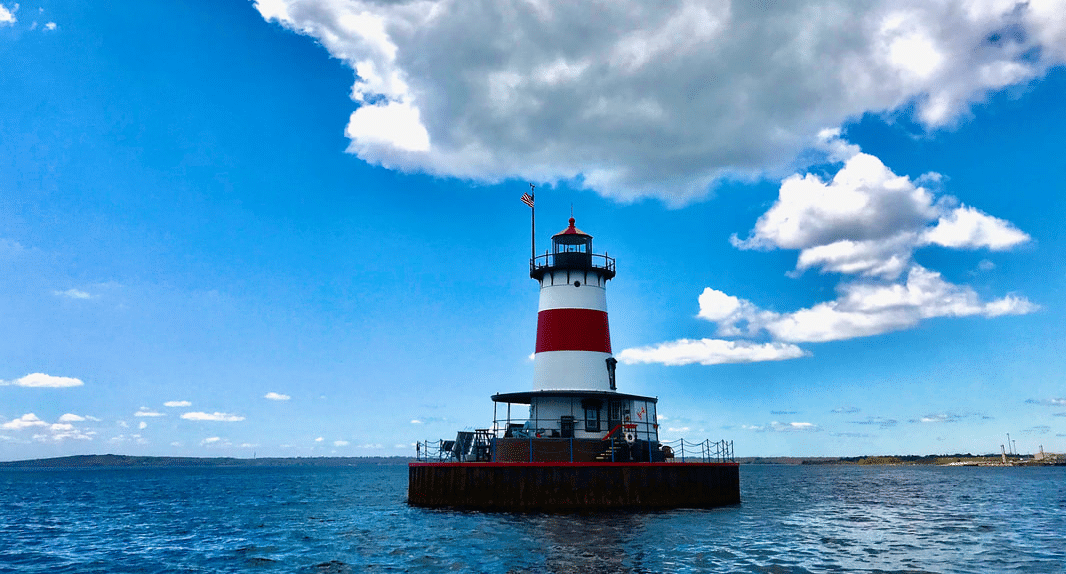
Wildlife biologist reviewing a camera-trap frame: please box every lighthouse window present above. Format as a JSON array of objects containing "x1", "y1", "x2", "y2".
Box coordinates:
[
  {"x1": 573, "y1": 281, "x2": 580, "y2": 287},
  {"x1": 584, "y1": 407, "x2": 600, "y2": 432}
]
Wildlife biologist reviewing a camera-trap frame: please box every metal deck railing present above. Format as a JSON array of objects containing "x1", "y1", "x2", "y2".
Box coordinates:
[{"x1": 414, "y1": 435, "x2": 735, "y2": 463}]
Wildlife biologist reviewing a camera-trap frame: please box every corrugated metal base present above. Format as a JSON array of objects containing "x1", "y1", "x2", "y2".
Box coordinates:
[{"x1": 408, "y1": 462, "x2": 740, "y2": 510}]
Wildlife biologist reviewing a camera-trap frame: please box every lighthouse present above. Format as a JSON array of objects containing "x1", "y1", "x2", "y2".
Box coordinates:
[
  {"x1": 488, "y1": 215, "x2": 659, "y2": 459},
  {"x1": 408, "y1": 212, "x2": 739, "y2": 510},
  {"x1": 531, "y1": 217, "x2": 617, "y2": 392}
]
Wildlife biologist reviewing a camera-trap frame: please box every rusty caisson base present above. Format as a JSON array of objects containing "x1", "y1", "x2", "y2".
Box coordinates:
[{"x1": 408, "y1": 462, "x2": 740, "y2": 511}]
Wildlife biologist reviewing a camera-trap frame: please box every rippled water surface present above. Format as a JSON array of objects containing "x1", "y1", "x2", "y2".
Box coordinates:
[{"x1": 1, "y1": 464, "x2": 1064, "y2": 573}]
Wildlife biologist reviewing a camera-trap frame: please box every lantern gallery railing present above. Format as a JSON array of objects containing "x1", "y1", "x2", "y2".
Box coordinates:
[{"x1": 529, "y1": 252, "x2": 615, "y2": 278}]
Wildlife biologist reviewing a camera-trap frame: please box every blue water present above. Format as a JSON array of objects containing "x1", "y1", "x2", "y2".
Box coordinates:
[{"x1": 1, "y1": 464, "x2": 1063, "y2": 573}]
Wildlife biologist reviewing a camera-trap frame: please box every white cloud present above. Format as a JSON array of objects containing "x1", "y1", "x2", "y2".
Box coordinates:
[
  {"x1": 58, "y1": 413, "x2": 85, "y2": 422},
  {"x1": 315, "y1": 437, "x2": 323, "y2": 442},
  {"x1": 618, "y1": 338, "x2": 808, "y2": 366},
  {"x1": 1026, "y1": 398, "x2": 1066, "y2": 407},
  {"x1": 202, "y1": 436, "x2": 221, "y2": 444},
  {"x1": 43, "y1": 21, "x2": 55, "y2": 31},
  {"x1": 1, "y1": 373, "x2": 84, "y2": 388},
  {"x1": 0, "y1": 4, "x2": 14, "y2": 25},
  {"x1": 255, "y1": 0, "x2": 1066, "y2": 203},
  {"x1": 181, "y1": 412, "x2": 245, "y2": 422},
  {"x1": 850, "y1": 416, "x2": 898, "y2": 428},
  {"x1": 410, "y1": 419, "x2": 423, "y2": 424},
  {"x1": 54, "y1": 288, "x2": 91, "y2": 299},
  {"x1": 264, "y1": 392, "x2": 290, "y2": 401},
  {"x1": 732, "y1": 135, "x2": 1029, "y2": 279},
  {"x1": 134, "y1": 407, "x2": 165, "y2": 417},
  {"x1": 688, "y1": 265, "x2": 1037, "y2": 345},
  {"x1": 333, "y1": 440, "x2": 349, "y2": 446},
  {"x1": 164, "y1": 400, "x2": 192, "y2": 407},
  {"x1": 1, "y1": 413, "x2": 48, "y2": 430},
  {"x1": 745, "y1": 421, "x2": 821, "y2": 432},
  {"x1": 138, "y1": 421, "x2": 147, "y2": 430},
  {"x1": 924, "y1": 206, "x2": 1031, "y2": 251},
  {"x1": 624, "y1": 137, "x2": 1036, "y2": 361}
]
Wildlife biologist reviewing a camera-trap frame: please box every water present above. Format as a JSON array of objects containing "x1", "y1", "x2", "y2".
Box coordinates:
[{"x1": 1, "y1": 464, "x2": 1063, "y2": 573}]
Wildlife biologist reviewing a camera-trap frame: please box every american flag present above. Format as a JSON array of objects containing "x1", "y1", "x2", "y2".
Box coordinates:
[{"x1": 520, "y1": 192, "x2": 534, "y2": 208}]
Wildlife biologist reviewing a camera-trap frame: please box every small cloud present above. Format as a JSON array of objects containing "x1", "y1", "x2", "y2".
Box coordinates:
[
  {"x1": 138, "y1": 421, "x2": 147, "y2": 430},
  {"x1": 164, "y1": 400, "x2": 192, "y2": 407},
  {"x1": 1, "y1": 414, "x2": 49, "y2": 430},
  {"x1": 1026, "y1": 398, "x2": 1066, "y2": 407},
  {"x1": 745, "y1": 421, "x2": 821, "y2": 432},
  {"x1": 239, "y1": 443, "x2": 257, "y2": 448},
  {"x1": 619, "y1": 338, "x2": 809, "y2": 366},
  {"x1": 1, "y1": 373, "x2": 84, "y2": 388},
  {"x1": 850, "y1": 416, "x2": 898, "y2": 429},
  {"x1": 333, "y1": 440, "x2": 349, "y2": 446},
  {"x1": 201, "y1": 437, "x2": 221, "y2": 445},
  {"x1": 830, "y1": 431, "x2": 872, "y2": 438},
  {"x1": 170, "y1": 441, "x2": 182, "y2": 447},
  {"x1": 315, "y1": 437, "x2": 324, "y2": 442},
  {"x1": 410, "y1": 419, "x2": 423, "y2": 424},
  {"x1": 977, "y1": 259, "x2": 996, "y2": 272},
  {"x1": 54, "y1": 288, "x2": 91, "y2": 299},
  {"x1": 666, "y1": 426, "x2": 691, "y2": 433},
  {"x1": 770, "y1": 421, "x2": 820, "y2": 432},
  {"x1": 528, "y1": 353, "x2": 535, "y2": 361},
  {"x1": 359, "y1": 443, "x2": 384, "y2": 449},
  {"x1": 58, "y1": 413, "x2": 85, "y2": 422},
  {"x1": 134, "y1": 407, "x2": 165, "y2": 417},
  {"x1": 0, "y1": 4, "x2": 15, "y2": 25},
  {"x1": 264, "y1": 392, "x2": 290, "y2": 401},
  {"x1": 909, "y1": 412, "x2": 986, "y2": 424},
  {"x1": 831, "y1": 406, "x2": 860, "y2": 414},
  {"x1": 771, "y1": 410, "x2": 798, "y2": 415},
  {"x1": 43, "y1": 21, "x2": 55, "y2": 30},
  {"x1": 181, "y1": 411, "x2": 245, "y2": 422},
  {"x1": 1023, "y1": 425, "x2": 1050, "y2": 435}
]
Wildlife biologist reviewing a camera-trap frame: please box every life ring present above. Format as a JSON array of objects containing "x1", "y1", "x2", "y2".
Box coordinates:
[{"x1": 624, "y1": 432, "x2": 636, "y2": 444}]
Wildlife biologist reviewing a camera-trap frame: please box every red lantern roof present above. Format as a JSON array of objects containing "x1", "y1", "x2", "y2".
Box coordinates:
[{"x1": 553, "y1": 217, "x2": 591, "y2": 238}]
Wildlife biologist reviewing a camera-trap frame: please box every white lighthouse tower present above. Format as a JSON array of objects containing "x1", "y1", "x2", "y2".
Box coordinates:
[{"x1": 531, "y1": 217, "x2": 617, "y2": 392}]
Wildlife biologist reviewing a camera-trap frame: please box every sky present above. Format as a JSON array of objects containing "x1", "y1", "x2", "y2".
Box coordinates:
[{"x1": 2, "y1": 0, "x2": 1065, "y2": 461}]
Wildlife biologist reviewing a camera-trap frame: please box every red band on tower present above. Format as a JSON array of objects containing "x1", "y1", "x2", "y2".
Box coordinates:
[{"x1": 535, "y1": 308, "x2": 612, "y2": 354}]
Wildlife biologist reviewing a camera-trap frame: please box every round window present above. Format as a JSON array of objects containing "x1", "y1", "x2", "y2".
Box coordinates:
[{"x1": 574, "y1": 281, "x2": 581, "y2": 287}]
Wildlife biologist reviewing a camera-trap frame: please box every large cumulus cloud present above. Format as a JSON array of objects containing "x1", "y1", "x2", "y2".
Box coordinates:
[{"x1": 256, "y1": 0, "x2": 1066, "y2": 203}]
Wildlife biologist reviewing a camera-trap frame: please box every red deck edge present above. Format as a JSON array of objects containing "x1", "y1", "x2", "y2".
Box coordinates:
[{"x1": 409, "y1": 461, "x2": 738, "y2": 468}]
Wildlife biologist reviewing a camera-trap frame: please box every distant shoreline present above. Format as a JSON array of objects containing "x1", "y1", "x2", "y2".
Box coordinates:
[
  {"x1": 2, "y1": 452, "x2": 1061, "y2": 469},
  {"x1": 0, "y1": 454, "x2": 414, "y2": 469}
]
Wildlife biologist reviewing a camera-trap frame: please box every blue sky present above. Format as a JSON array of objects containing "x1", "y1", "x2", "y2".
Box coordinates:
[{"x1": 2, "y1": 1, "x2": 1064, "y2": 460}]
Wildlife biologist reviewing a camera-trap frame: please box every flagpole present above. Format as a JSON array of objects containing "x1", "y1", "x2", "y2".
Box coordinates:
[{"x1": 529, "y1": 183, "x2": 536, "y2": 262}]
